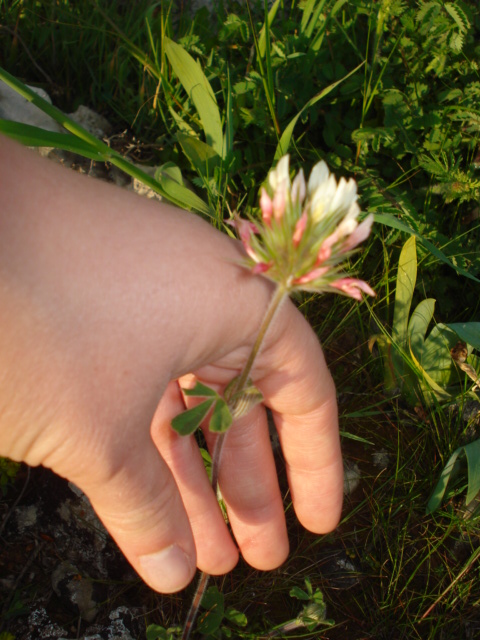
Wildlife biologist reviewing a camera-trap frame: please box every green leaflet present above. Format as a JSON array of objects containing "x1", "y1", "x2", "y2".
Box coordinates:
[
  {"x1": 173, "y1": 381, "x2": 234, "y2": 435},
  {"x1": 208, "y1": 400, "x2": 233, "y2": 434},
  {"x1": 170, "y1": 399, "x2": 216, "y2": 436}
]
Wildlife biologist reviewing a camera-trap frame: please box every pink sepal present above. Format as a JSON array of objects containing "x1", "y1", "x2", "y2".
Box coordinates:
[{"x1": 252, "y1": 262, "x2": 273, "y2": 274}]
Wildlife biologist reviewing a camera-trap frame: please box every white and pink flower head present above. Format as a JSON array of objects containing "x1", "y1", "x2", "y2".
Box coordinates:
[{"x1": 232, "y1": 155, "x2": 375, "y2": 300}]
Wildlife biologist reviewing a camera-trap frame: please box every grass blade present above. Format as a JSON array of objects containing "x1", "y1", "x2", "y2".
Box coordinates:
[
  {"x1": 373, "y1": 213, "x2": 480, "y2": 284},
  {"x1": 274, "y1": 62, "x2": 364, "y2": 159},
  {"x1": 0, "y1": 120, "x2": 103, "y2": 160},
  {"x1": 0, "y1": 67, "x2": 212, "y2": 217}
]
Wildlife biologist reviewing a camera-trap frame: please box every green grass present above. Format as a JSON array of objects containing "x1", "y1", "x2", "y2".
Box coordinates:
[{"x1": 1, "y1": 0, "x2": 480, "y2": 638}]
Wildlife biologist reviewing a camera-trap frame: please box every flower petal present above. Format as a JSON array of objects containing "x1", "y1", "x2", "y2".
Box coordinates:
[
  {"x1": 341, "y1": 213, "x2": 374, "y2": 252},
  {"x1": 233, "y1": 217, "x2": 262, "y2": 262},
  {"x1": 259, "y1": 187, "x2": 273, "y2": 225},
  {"x1": 329, "y1": 277, "x2": 376, "y2": 300},
  {"x1": 292, "y1": 210, "x2": 308, "y2": 246},
  {"x1": 293, "y1": 266, "x2": 330, "y2": 285},
  {"x1": 269, "y1": 155, "x2": 290, "y2": 192},
  {"x1": 307, "y1": 160, "x2": 329, "y2": 194},
  {"x1": 273, "y1": 190, "x2": 286, "y2": 221},
  {"x1": 291, "y1": 169, "x2": 306, "y2": 205}
]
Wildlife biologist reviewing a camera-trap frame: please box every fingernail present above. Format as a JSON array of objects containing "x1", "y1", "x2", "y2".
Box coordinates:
[{"x1": 139, "y1": 544, "x2": 194, "y2": 593}]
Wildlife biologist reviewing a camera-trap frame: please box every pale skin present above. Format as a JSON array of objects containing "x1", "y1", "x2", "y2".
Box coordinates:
[{"x1": 0, "y1": 136, "x2": 343, "y2": 593}]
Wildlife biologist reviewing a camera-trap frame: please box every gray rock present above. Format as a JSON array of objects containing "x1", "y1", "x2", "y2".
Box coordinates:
[
  {"x1": 343, "y1": 460, "x2": 361, "y2": 496},
  {"x1": 83, "y1": 607, "x2": 142, "y2": 640},
  {"x1": 0, "y1": 80, "x2": 63, "y2": 133},
  {"x1": 27, "y1": 607, "x2": 68, "y2": 640},
  {"x1": 14, "y1": 504, "x2": 38, "y2": 533},
  {"x1": 372, "y1": 448, "x2": 390, "y2": 470},
  {"x1": 68, "y1": 105, "x2": 112, "y2": 139},
  {"x1": 52, "y1": 562, "x2": 103, "y2": 623}
]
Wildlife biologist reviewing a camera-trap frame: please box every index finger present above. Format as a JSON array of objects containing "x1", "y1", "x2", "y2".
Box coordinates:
[{"x1": 255, "y1": 300, "x2": 343, "y2": 534}]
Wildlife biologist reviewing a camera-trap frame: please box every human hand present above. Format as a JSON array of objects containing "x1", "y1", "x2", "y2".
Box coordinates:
[{"x1": 0, "y1": 137, "x2": 342, "y2": 593}]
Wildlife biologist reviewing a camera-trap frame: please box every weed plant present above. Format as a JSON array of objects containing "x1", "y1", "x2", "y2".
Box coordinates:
[{"x1": 1, "y1": 0, "x2": 480, "y2": 638}]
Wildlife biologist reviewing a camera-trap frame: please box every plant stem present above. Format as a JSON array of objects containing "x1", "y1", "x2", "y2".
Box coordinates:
[
  {"x1": 235, "y1": 283, "x2": 288, "y2": 394},
  {"x1": 180, "y1": 283, "x2": 288, "y2": 640},
  {"x1": 181, "y1": 570, "x2": 210, "y2": 640}
]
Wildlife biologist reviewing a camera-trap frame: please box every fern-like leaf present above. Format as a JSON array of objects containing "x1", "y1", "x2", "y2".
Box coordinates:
[
  {"x1": 449, "y1": 30, "x2": 464, "y2": 53},
  {"x1": 416, "y1": 1, "x2": 440, "y2": 25},
  {"x1": 444, "y1": 2, "x2": 470, "y2": 33}
]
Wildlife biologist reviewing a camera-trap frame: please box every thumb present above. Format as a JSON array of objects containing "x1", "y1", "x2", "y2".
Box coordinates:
[{"x1": 77, "y1": 434, "x2": 197, "y2": 593}]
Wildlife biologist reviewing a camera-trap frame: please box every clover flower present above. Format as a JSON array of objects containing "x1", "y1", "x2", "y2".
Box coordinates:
[{"x1": 233, "y1": 155, "x2": 375, "y2": 300}]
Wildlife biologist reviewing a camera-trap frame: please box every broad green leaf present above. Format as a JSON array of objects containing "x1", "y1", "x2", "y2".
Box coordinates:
[
  {"x1": 224, "y1": 607, "x2": 248, "y2": 627},
  {"x1": 171, "y1": 399, "x2": 215, "y2": 436},
  {"x1": 164, "y1": 38, "x2": 224, "y2": 156},
  {"x1": 465, "y1": 439, "x2": 480, "y2": 504},
  {"x1": 373, "y1": 213, "x2": 480, "y2": 284},
  {"x1": 392, "y1": 236, "x2": 417, "y2": 348},
  {"x1": 427, "y1": 438, "x2": 480, "y2": 513},
  {"x1": 155, "y1": 162, "x2": 184, "y2": 185},
  {"x1": 447, "y1": 323, "x2": 480, "y2": 350},
  {"x1": 427, "y1": 447, "x2": 462, "y2": 513},
  {"x1": 145, "y1": 625, "x2": 177, "y2": 640},
  {"x1": 0, "y1": 120, "x2": 103, "y2": 160},
  {"x1": 274, "y1": 62, "x2": 364, "y2": 159},
  {"x1": 409, "y1": 343, "x2": 451, "y2": 402},
  {"x1": 154, "y1": 162, "x2": 213, "y2": 216},
  {"x1": 177, "y1": 132, "x2": 221, "y2": 178},
  {"x1": 408, "y1": 298, "x2": 436, "y2": 361},
  {"x1": 422, "y1": 323, "x2": 459, "y2": 387},
  {"x1": 168, "y1": 105, "x2": 196, "y2": 136},
  {"x1": 197, "y1": 586, "x2": 224, "y2": 635},
  {"x1": 209, "y1": 399, "x2": 233, "y2": 433},
  {"x1": 183, "y1": 381, "x2": 218, "y2": 398},
  {"x1": 201, "y1": 585, "x2": 225, "y2": 610}
]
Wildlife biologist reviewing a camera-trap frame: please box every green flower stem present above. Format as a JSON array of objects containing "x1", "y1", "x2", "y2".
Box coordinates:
[
  {"x1": 211, "y1": 282, "x2": 287, "y2": 490},
  {"x1": 235, "y1": 283, "x2": 288, "y2": 396},
  {"x1": 181, "y1": 283, "x2": 288, "y2": 640}
]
